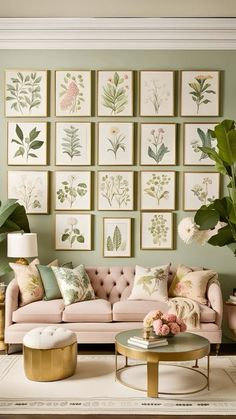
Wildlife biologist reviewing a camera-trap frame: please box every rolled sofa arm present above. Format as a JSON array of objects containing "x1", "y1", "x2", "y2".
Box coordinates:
[
  {"x1": 207, "y1": 282, "x2": 223, "y2": 328},
  {"x1": 5, "y1": 279, "x2": 19, "y2": 328}
]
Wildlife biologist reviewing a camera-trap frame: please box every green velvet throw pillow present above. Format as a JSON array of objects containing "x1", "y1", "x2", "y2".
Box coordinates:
[{"x1": 37, "y1": 264, "x2": 62, "y2": 301}]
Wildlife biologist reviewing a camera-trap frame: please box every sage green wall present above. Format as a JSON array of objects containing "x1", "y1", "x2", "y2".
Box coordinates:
[{"x1": 0, "y1": 50, "x2": 236, "y2": 306}]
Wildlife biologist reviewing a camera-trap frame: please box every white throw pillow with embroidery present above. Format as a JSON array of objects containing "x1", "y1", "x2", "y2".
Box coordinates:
[{"x1": 128, "y1": 264, "x2": 170, "y2": 301}]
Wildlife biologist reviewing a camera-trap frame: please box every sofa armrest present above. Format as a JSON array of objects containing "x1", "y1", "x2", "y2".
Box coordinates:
[
  {"x1": 5, "y1": 278, "x2": 19, "y2": 328},
  {"x1": 207, "y1": 282, "x2": 223, "y2": 328}
]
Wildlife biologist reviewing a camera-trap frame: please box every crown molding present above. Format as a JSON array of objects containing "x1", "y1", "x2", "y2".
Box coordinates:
[{"x1": 0, "y1": 17, "x2": 236, "y2": 49}]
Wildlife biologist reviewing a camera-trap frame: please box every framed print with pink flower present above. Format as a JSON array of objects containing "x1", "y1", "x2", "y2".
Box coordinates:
[
  {"x1": 55, "y1": 213, "x2": 92, "y2": 250},
  {"x1": 98, "y1": 122, "x2": 134, "y2": 165},
  {"x1": 181, "y1": 71, "x2": 220, "y2": 116},
  {"x1": 97, "y1": 71, "x2": 133, "y2": 116},
  {"x1": 140, "y1": 123, "x2": 176, "y2": 166},
  {"x1": 55, "y1": 71, "x2": 91, "y2": 116}
]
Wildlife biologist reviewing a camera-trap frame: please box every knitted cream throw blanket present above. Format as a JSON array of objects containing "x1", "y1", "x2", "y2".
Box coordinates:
[{"x1": 168, "y1": 297, "x2": 200, "y2": 329}]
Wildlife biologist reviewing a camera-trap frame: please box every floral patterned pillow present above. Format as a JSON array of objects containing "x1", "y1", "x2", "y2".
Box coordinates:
[
  {"x1": 51, "y1": 265, "x2": 95, "y2": 306},
  {"x1": 128, "y1": 264, "x2": 170, "y2": 301},
  {"x1": 169, "y1": 264, "x2": 217, "y2": 304},
  {"x1": 10, "y1": 258, "x2": 44, "y2": 306}
]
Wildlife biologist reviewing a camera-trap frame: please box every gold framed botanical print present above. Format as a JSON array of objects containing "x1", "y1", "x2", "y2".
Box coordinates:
[{"x1": 103, "y1": 217, "x2": 132, "y2": 257}]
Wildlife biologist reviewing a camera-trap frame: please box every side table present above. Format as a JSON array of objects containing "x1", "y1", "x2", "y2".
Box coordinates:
[
  {"x1": 224, "y1": 301, "x2": 236, "y2": 338},
  {"x1": 0, "y1": 302, "x2": 7, "y2": 351}
]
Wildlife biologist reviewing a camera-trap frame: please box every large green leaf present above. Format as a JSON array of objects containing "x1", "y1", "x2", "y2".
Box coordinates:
[
  {"x1": 194, "y1": 206, "x2": 219, "y2": 230},
  {"x1": 0, "y1": 260, "x2": 12, "y2": 276},
  {"x1": 208, "y1": 224, "x2": 234, "y2": 246},
  {"x1": 0, "y1": 199, "x2": 19, "y2": 228},
  {"x1": 214, "y1": 120, "x2": 236, "y2": 165},
  {"x1": 198, "y1": 146, "x2": 227, "y2": 175},
  {"x1": 113, "y1": 226, "x2": 122, "y2": 251},
  {"x1": 8, "y1": 204, "x2": 30, "y2": 234}
]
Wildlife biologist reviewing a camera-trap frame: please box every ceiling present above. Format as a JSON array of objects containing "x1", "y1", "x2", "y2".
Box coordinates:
[{"x1": 0, "y1": 0, "x2": 235, "y2": 18}]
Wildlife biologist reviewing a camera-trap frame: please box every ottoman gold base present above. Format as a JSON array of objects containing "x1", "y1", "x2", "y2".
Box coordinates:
[{"x1": 23, "y1": 342, "x2": 77, "y2": 382}]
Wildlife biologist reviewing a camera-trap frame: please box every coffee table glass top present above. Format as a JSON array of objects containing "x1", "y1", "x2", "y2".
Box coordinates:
[{"x1": 116, "y1": 330, "x2": 210, "y2": 354}]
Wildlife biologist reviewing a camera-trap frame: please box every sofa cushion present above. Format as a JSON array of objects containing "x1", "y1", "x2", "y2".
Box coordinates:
[
  {"x1": 169, "y1": 264, "x2": 217, "y2": 305},
  {"x1": 12, "y1": 299, "x2": 64, "y2": 323},
  {"x1": 113, "y1": 300, "x2": 169, "y2": 322},
  {"x1": 128, "y1": 264, "x2": 170, "y2": 302},
  {"x1": 62, "y1": 299, "x2": 112, "y2": 323},
  {"x1": 52, "y1": 265, "x2": 95, "y2": 306}
]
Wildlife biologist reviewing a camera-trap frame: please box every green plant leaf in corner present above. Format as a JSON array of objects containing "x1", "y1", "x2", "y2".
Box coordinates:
[
  {"x1": 106, "y1": 236, "x2": 114, "y2": 251},
  {"x1": 113, "y1": 226, "x2": 122, "y2": 251}
]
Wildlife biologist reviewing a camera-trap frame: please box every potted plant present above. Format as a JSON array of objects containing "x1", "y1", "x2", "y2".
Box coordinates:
[
  {"x1": 0, "y1": 199, "x2": 30, "y2": 276},
  {"x1": 179, "y1": 119, "x2": 236, "y2": 256}
]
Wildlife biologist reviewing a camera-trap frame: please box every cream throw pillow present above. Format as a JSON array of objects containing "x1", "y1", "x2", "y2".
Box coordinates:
[
  {"x1": 51, "y1": 265, "x2": 95, "y2": 306},
  {"x1": 10, "y1": 258, "x2": 44, "y2": 306},
  {"x1": 128, "y1": 264, "x2": 170, "y2": 301},
  {"x1": 168, "y1": 264, "x2": 217, "y2": 304}
]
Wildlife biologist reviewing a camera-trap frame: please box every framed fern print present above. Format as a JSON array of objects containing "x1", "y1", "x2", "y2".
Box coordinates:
[
  {"x1": 55, "y1": 122, "x2": 91, "y2": 166},
  {"x1": 140, "y1": 171, "x2": 176, "y2": 211},
  {"x1": 184, "y1": 123, "x2": 217, "y2": 166},
  {"x1": 98, "y1": 171, "x2": 134, "y2": 211},
  {"x1": 8, "y1": 122, "x2": 48, "y2": 166},
  {"x1": 141, "y1": 212, "x2": 173, "y2": 250},
  {"x1": 181, "y1": 71, "x2": 220, "y2": 116},
  {"x1": 5, "y1": 70, "x2": 48, "y2": 117},
  {"x1": 8, "y1": 171, "x2": 49, "y2": 214},
  {"x1": 55, "y1": 71, "x2": 91, "y2": 116},
  {"x1": 139, "y1": 71, "x2": 174, "y2": 116},
  {"x1": 98, "y1": 122, "x2": 134, "y2": 165},
  {"x1": 140, "y1": 123, "x2": 176, "y2": 166},
  {"x1": 97, "y1": 71, "x2": 133, "y2": 116},
  {"x1": 55, "y1": 171, "x2": 91, "y2": 210},
  {"x1": 103, "y1": 218, "x2": 131, "y2": 257},
  {"x1": 55, "y1": 213, "x2": 92, "y2": 250},
  {"x1": 183, "y1": 172, "x2": 220, "y2": 211}
]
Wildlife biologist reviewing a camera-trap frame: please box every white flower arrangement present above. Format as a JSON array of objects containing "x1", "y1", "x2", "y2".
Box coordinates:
[{"x1": 178, "y1": 217, "x2": 226, "y2": 246}]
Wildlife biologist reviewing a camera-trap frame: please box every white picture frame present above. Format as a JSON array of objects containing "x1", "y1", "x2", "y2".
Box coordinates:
[
  {"x1": 7, "y1": 122, "x2": 48, "y2": 166},
  {"x1": 184, "y1": 172, "x2": 220, "y2": 211},
  {"x1": 181, "y1": 70, "x2": 220, "y2": 116},
  {"x1": 140, "y1": 123, "x2": 176, "y2": 166},
  {"x1": 8, "y1": 171, "x2": 48, "y2": 214},
  {"x1": 55, "y1": 70, "x2": 91, "y2": 116},
  {"x1": 55, "y1": 213, "x2": 92, "y2": 250},
  {"x1": 55, "y1": 171, "x2": 91, "y2": 210},
  {"x1": 141, "y1": 212, "x2": 173, "y2": 250},
  {"x1": 140, "y1": 171, "x2": 175, "y2": 211},
  {"x1": 103, "y1": 217, "x2": 131, "y2": 257},
  {"x1": 139, "y1": 71, "x2": 174, "y2": 116},
  {"x1": 184, "y1": 123, "x2": 217, "y2": 166},
  {"x1": 5, "y1": 70, "x2": 47, "y2": 117},
  {"x1": 98, "y1": 171, "x2": 134, "y2": 211},
  {"x1": 97, "y1": 71, "x2": 133, "y2": 116},
  {"x1": 98, "y1": 122, "x2": 134, "y2": 165},
  {"x1": 55, "y1": 122, "x2": 91, "y2": 166}
]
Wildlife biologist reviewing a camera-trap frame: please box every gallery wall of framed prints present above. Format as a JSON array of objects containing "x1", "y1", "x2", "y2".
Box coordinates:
[{"x1": 4, "y1": 69, "x2": 222, "y2": 256}]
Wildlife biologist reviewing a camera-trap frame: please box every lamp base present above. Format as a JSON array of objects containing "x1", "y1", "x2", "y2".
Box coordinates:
[{"x1": 16, "y1": 258, "x2": 29, "y2": 265}]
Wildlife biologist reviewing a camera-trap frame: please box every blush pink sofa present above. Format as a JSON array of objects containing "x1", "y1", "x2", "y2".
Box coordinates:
[{"x1": 5, "y1": 266, "x2": 223, "y2": 346}]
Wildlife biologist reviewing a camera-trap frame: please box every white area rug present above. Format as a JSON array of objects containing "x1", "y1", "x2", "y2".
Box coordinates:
[{"x1": 0, "y1": 354, "x2": 236, "y2": 415}]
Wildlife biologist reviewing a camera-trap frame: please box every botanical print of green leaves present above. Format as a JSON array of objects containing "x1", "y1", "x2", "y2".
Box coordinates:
[
  {"x1": 98, "y1": 172, "x2": 133, "y2": 210},
  {"x1": 5, "y1": 71, "x2": 47, "y2": 117},
  {"x1": 55, "y1": 171, "x2": 91, "y2": 210},
  {"x1": 55, "y1": 214, "x2": 91, "y2": 250},
  {"x1": 98, "y1": 71, "x2": 133, "y2": 116},
  {"x1": 8, "y1": 122, "x2": 47, "y2": 166}
]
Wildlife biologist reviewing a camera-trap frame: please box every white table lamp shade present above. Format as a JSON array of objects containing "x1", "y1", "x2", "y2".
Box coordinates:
[{"x1": 7, "y1": 233, "x2": 38, "y2": 258}]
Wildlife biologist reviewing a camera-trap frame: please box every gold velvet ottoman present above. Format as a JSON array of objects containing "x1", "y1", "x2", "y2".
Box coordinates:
[{"x1": 23, "y1": 326, "x2": 77, "y2": 381}]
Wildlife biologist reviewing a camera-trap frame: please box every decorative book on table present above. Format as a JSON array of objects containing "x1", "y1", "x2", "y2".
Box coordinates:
[{"x1": 128, "y1": 335, "x2": 168, "y2": 348}]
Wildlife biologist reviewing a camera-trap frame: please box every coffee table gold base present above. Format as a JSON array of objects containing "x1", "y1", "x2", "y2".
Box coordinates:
[{"x1": 115, "y1": 351, "x2": 210, "y2": 398}]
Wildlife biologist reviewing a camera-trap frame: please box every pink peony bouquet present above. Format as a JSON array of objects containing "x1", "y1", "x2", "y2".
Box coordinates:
[{"x1": 143, "y1": 310, "x2": 187, "y2": 337}]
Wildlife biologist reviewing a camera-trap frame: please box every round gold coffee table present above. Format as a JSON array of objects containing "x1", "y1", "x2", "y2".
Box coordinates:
[{"x1": 115, "y1": 330, "x2": 210, "y2": 398}]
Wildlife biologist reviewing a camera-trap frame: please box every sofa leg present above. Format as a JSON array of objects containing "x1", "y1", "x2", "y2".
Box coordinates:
[
  {"x1": 4, "y1": 344, "x2": 9, "y2": 354},
  {"x1": 192, "y1": 359, "x2": 199, "y2": 368},
  {"x1": 216, "y1": 343, "x2": 221, "y2": 356}
]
